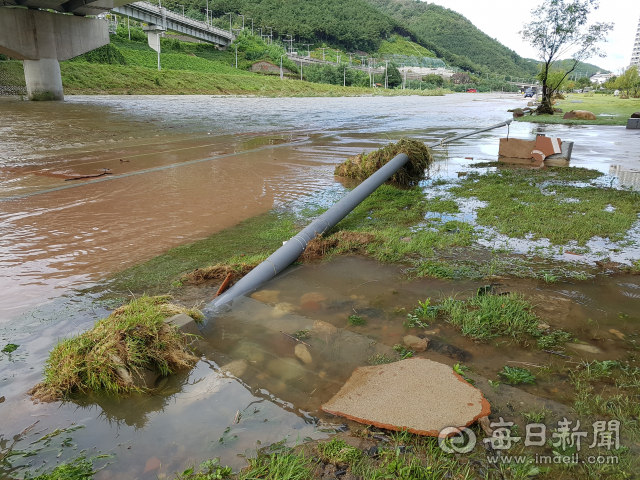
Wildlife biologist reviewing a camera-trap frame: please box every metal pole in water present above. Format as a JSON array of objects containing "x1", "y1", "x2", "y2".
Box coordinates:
[{"x1": 207, "y1": 120, "x2": 512, "y2": 312}]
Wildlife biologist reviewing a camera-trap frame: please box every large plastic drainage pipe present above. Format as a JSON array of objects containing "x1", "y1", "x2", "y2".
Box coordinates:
[{"x1": 207, "y1": 119, "x2": 512, "y2": 311}]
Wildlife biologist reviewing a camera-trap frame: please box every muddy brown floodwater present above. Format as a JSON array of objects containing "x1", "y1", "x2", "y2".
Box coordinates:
[{"x1": 1, "y1": 93, "x2": 639, "y2": 479}]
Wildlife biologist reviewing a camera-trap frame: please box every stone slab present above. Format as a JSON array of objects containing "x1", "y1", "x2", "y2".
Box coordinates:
[{"x1": 321, "y1": 358, "x2": 490, "y2": 436}]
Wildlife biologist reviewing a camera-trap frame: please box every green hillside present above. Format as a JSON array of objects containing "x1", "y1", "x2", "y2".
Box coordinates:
[{"x1": 363, "y1": 0, "x2": 609, "y2": 77}]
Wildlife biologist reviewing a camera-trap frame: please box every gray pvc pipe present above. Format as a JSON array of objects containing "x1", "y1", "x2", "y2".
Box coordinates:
[{"x1": 206, "y1": 119, "x2": 512, "y2": 312}]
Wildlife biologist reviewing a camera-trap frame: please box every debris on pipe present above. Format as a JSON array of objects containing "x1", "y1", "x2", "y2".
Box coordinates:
[
  {"x1": 205, "y1": 120, "x2": 512, "y2": 313},
  {"x1": 215, "y1": 272, "x2": 234, "y2": 297}
]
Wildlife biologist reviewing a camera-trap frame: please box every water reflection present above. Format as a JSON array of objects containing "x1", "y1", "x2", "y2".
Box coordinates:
[{"x1": 610, "y1": 165, "x2": 640, "y2": 190}]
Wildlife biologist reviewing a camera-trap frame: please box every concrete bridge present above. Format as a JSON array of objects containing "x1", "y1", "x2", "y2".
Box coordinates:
[
  {"x1": 506, "y1": 80, "x2": 539, "y2": 90},
  {"x1": 0, "y1": 1, "x2": 232, "y2": 100},
  {"x1": 112, "y1": 2, "x2": 232, "y2": 47}
]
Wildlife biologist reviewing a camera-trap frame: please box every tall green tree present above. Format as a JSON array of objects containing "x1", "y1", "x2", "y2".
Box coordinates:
[
  {"x1": 520, "y1": 0, "x2": 613, "y2": 114},
  {"x1": 615, "y1": 66, "x2": 639, "y2": 97}
]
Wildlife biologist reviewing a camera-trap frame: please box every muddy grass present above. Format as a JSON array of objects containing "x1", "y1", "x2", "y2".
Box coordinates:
[
  {"x1": 29, "y1": 295, "x2": 202, "y2": 402},
  {"x1": 107, "y1": 164, "x2": 640, "y2": 299}
]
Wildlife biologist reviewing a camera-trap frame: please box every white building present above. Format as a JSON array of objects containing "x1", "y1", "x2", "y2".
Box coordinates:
[
  {"x1": 590, "y1": 72, "x2": 615, "y2": 84},
  {"x1": 631, "y1": 14, "x2": 640, "y2": 67}
]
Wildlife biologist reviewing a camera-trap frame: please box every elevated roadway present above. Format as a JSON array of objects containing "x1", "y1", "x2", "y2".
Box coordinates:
[{"x1": 112, "y1": 2, "x2": 233, "y2": 47}]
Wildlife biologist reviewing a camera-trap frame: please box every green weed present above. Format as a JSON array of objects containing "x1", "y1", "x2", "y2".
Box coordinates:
[
  {"x1": 498, "y1": 366, "x2": 536, "y2": 385},
  {"x1": 1, "y1": 343, "x2": 18, "y2": 354},
  {"x1": 439, "y1": 293, "x2": 540, "y2": 341},
  {"x1": 393, "y1": 345, "x2": 414, "y2": 359},
  {"x1": 348, "y1": 315, "x2": 366, "y2": 326},
  {"x1": 177, "y1": 459, "x2": 232, "y2": 479},
  {"x1": 537, "y1": 330, "x2": 572, "y2": 349},
  {"x1": 238, "y1": 451, "x2": 313, "y2": 480},
  {"x1": 23, "y1": 455, "x2": 95, "y2": 480},
  {"x1": 317, "y1": 438, "x2": 362, "y2": 465}
]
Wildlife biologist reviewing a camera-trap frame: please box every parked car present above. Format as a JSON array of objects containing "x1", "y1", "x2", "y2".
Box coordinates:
[
  {"x1": 466, "y1": 88, "x2": 477, "y2": 93},
  {"x1": 524, "y1": 88, "x2": 534, "y2": 98}
]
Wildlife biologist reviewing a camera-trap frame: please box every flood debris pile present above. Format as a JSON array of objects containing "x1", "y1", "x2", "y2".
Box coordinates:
[
  {"x1": 29, "y1": 295, "x2": 202, "y2": 402},
  {"x1": 334, "y1": 138, "x2": 433, "y2": 185},
  {"x1": 299, "y1": 231, "x2": 376, "y2": 261},
  {"x1": 182, "y1": 263, "x2": 256, "y2": 286}
]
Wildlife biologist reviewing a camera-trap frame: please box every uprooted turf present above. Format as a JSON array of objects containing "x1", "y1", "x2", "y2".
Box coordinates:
[
  {"x1": 334, "y1": 138, "x2": 433, "y2": 185},
  {"x1": 29, "y1": 295, "x2": 202, "y2": 402}
]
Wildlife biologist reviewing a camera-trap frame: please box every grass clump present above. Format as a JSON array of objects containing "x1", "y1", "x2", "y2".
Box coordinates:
[
  {"x1": 238, "y1": 452, "x2": 313, "y2": 480},
  {"x1": 348, "y1": 315, "x2": 366, "y2": 326},
  {"x1": 28, "y1": 295, "x2": 201, "y2": 402},
  {"x1": 317, "y1": 438, "x2": 362, "y2": 465},
  {"x1": 498, "y1": 366, "x2": 536, "y2": 385},
  {"x1": 439, "y1": 292, "x2": 540, "y2": 341},
  {"x1": 177, "y1": 459, "x2": 232, "y2": 479},
  {"x1": 1, "y1": 343, "x2": 18, "y2": 354},
  {"x1": 23, "y1": 455, "x2": 97, "y2": 480},
  {"x1": 537, "y1": 330, "x2": 572, "y2": 349},
  {"x1": 334, "y1": 139, "x2": 434, "y2": 186}
]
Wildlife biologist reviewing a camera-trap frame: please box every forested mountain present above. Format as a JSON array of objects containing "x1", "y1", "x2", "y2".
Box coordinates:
[
  {"x1": 364, "y1": 0, "x2": 539, "y2": 77},
  {"x1": 161, "y1": 0, "x2": 402, "y2": 51},
  {"x1": 364, "y1": 0, "x2": 608, "y2": 77},
  {"x1": 153, "y1": 0, "x2": 607, "y2": 77}
]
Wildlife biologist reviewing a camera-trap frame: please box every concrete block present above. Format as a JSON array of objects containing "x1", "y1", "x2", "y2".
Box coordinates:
[
  {"x1": 165, "y1": 314, "x2": 201, "y2": 336},
  {"x1": 627, "y1": 118, "x2": 640, "y2": 130}
]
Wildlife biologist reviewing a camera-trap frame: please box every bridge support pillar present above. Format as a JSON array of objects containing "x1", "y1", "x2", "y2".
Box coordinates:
[
  {"x1": 0, "y1": 7, "x2": 109, "y2": 100},
  {"x1": 23, "y1": 59, "x2": 64, "y2": 101}
]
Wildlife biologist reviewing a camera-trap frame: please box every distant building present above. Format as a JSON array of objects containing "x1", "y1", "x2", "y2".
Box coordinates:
[
  {"x1": 631, "y1": 14, "x2": 640, "y2": 67},
  {"x1": 590, "y1": 72, "x2": 614, "y2": 84}
]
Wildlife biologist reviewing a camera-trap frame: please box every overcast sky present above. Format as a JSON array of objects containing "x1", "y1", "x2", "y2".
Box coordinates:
[{"x1": 430, "y1": 0, "x2": 640, "y2": 73}]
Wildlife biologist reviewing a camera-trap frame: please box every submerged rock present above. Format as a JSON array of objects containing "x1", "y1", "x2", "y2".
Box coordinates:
[
  {"x1": 322, "y1": 358, "x2": 490, "y2": 436},
  {"x1": 403, "y1": 335, "x2": 429, "y2": 352},
  {"x1": 295, "y1": 343, "x2": 313, "y2": 364},
  {"x1": 266, "y1": 357, "x2": 306, "y2": 381},
  {"x1": 569, "y1": 343, "x2": 603, "y2": 354},
  {"x1": 251, "y1": 290, "x2": 281, "y2": 304},
  {"x1": 220, "y1": 359, "x2": 248, "y2": 377}
]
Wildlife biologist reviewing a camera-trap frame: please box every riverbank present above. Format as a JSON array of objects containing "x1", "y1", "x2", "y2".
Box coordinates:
[
  {"x1": 515, "y1": 93, "x2": 640, "y2": 126},
  {"x1": 3, "y1": 94, "x2": 640, "y2": 480},
  {"x1": 0, "y1": 59, "x2": 448, "y2": 97}
]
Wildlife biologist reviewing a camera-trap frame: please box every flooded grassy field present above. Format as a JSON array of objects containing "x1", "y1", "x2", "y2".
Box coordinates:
[{"x1": 1, "y1": 93, "x2": 640, "y2": 479}]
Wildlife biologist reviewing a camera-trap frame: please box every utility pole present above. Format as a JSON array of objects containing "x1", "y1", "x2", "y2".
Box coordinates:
[
  {"x1": 320, "y1": 47, "x2": 327, "y2": 61},
  {"x1": 285, "y1": 35, "x2": 293, "y2": 53},
  {"x1": 334, "y1": 49, "x2": 341, "y2": 64},
  {"x1": 300, "y1": 61, "x2": 303, "y2": 81},
  {"x1": 127, "y1": 16, "x2": 130, "y2": 40},
  {"x1": 177, "y1": 4, "x2": 184, "y2": 16},
  {"x1": 302, "y1": 43, "x2": 313, "y2": 57},
  {"x1": 238, "y1": 14, "x2": 244, "y2": 30},
  {"x1": 205, "y1": 0, "x2": 208, "y2": 25},
  {"x1": 267, "y1": 27, "x2": 272, "y2": 44},
  {"x1": 225, "y1": 12, "x2": 233, "y2": 34},
  {"x1": 385, "y1": 60, "x2": 388, "y2": 89},
  {"x1": 343, "y1": 66, "x2": 346, "y2": 86},
  {"x1": 235, "y1": 43, "x2": 238, "y2": 68},
  {"x1": 280, "y1": 54, "x2": 287, "y2": 80}
]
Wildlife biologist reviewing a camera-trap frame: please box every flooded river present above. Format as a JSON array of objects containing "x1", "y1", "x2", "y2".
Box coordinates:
[{"x1": 1, "y1": 93, "x2": 639, "y2": 478}]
